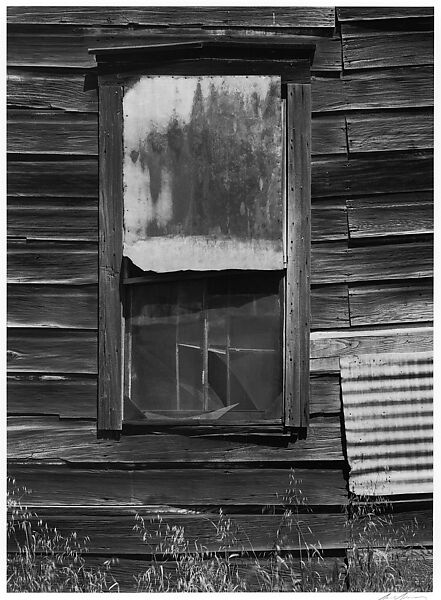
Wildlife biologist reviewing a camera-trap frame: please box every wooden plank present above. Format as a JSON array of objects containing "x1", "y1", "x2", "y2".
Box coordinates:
[
  {"x1": 98, "y1": 84, "x2": 123, "y2": 436},
  {"x1": 311, "y1": 285, "x2": 349, "y2": 329},
  {"x1": 343, "y1": 66, "x2": 434, "y2": 111},
  {"x1": 7, "y1": 284, "x2": 97, "y2": 328},
  {"x1": 337, "y1": 7, "x2": 434, "y2": 21},
  {"x1": 7, "y1": 329, "x2": 97, "y2": 374},
  {"x1": 311, "y1": 326, "x2": 433, "y2": 361},
  {"x1": 8, "y1": 160, "x2": 98, "y2": 197},
  {"x1": 310, "y1": 375, "x2": 341, "y2": 415},
  {"x1": 7, "y1": 281, "x2": 346, "y2": 331},
  {"x1": 7, "y1": 110, "x2": 98, "y2": 155},
  {"x1": 7, "y1": 69, "x2": 98, "y2": 112},
  {"x1": 311, "y1": 76, "x2": 345, "y2": 113},
  {"x1": 7, "y1": 508, "x2": 349, "y2": 554},
  {"x1": 342, "y1": 27, "x2": 433, "y2": 70},
  {"x1": 8, "y1": 238, "x2": 433, "y2": 288},
  {"x1": 347, "y1": 111, "x2": 433, "y2": 154},
  {"x1": 350, "y1": 508, "x2": 432, "y2": 548},
  {"x1": 7, "y1": 372, "x2": 339, "y2": 418},
  {"x1": 7, "y1": 27, "x2": 340, "y2": 72},
  {"x1": 71, "y1": 554, "x2": 347, "y2": 592},
  {"x1": 7, "y1": 7, "x2": 335, "y2": 27},
  {"x1": 285, "y1": 83, "x2": 311, "y2": 428},
  {"x1": 347, "y1": 191, "x2": 433, "y2": 238},
  {"x1": 8, "y1": 195, "x2": 345, "y2": 243},
  {"x1": 8, "y1": 465, "x2": 348, "y2": 507},
  {"x1": 312, "y1": 152, "x2": 433, "y2": 198},
  {"x1": 7, "y1": 197, "x2": 98, "y2": 240},
  {"x1": 7, "y1": 375, "x2": 97, "y2": 418},
  {"x1": 312, "y1": 240, "x2": 433, "y2": 284},
  {"x1": 349, "y1": 279, "x2": 433, "y2": 326},
  {"x1": 312, "y1": 115, "x2": 347, "y2": 156},
  {"x1": 7, "y1": 416, "x2": 344, "y2": 463},
  {"x1": 7, "y1": 240, "x2": 97, "y2": 284},
  {"x1": 312, "y1": 199, "x2": 348, "y2": 241}
]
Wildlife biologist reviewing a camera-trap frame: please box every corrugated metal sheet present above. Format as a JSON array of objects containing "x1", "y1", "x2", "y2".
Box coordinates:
[{"x1": 340, "y1": 351, "x2": 433, "y2": 496}]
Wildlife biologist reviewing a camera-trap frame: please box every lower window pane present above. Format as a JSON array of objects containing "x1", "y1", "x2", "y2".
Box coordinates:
[{"x1": 125, "y1": 271, "x2": 283, "y2": 423}]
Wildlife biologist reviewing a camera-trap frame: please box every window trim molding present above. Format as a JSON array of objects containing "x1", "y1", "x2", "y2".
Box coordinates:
[{"x1": 95, "y1": 43, "x2": 313, "y2": 439}]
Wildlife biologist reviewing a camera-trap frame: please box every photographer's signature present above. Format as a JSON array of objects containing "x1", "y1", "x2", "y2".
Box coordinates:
[{"x1": 378, "y1": 593, "x2": 428, "y2": 600}]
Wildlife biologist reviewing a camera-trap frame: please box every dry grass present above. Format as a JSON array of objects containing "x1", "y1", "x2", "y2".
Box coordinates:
[{"x1": 7, "y1": 472, "x2": 432, "y2": 592}]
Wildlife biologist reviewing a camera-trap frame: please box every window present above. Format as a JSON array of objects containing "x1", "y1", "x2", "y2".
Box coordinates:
[{"x1": 94, "y1": 41, "x2": 313, "y2": 438}]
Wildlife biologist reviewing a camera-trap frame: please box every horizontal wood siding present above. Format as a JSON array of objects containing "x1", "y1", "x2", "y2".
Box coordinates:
[
  {"x1": 342, "y1": 28, "x2": 433, "y2": 70},
  {"x1": 9, "y1": 465, "x2": 348, "y2": 506},
  {"x1": 7, "y1": 373, "x2": 341, "y2": 419},
  {"x1": 7, "y1": 7, "x2": 336, "y2": 27}
]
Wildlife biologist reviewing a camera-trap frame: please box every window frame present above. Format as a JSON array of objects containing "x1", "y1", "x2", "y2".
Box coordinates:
[{"x1": 94, "y1": 41, "x2": 313, "y2": 439}]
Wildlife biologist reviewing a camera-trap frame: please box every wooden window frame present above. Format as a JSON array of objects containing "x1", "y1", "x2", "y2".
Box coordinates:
[{"x1": 93, "y1": 41, "x2": 313, "y2": 439}]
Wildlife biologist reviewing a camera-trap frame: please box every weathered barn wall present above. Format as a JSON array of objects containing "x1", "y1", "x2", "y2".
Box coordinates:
[{"x1": 7, "y1": 7, "x2": 433, "y2": 587}]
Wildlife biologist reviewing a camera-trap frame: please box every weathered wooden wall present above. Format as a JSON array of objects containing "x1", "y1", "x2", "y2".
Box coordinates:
[{"x1": 7, "y1": 7, "x2": 433, "y2": 589}]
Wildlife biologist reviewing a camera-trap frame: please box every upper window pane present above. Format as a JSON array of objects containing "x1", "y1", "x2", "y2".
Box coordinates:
[{"x1": 123, "y1": 75, "x2": 283, "y2": 272}]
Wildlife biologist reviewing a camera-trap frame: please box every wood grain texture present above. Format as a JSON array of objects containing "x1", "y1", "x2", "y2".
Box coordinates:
[
  {"x1": 337, "y1": 7, "x2": 434, "y2": 21},
  {"x1": 7, "y1": 240, "x2": 97, "y2": 284},
  {"x1": 7, "y1": 111, "x2": 344, "y2": 159},
  {"x1": 7, "y1": 70, "x2": 345, "y2": 114},
  {"x1": 311, "y1": 240, "x2": 433, "y2": 284},
  {"x1": 349, "y1": 508, "x2": 432, "y2": 548},
  {"x1": 9, "y1": 197, "x2": 346, "y2": 243},
  {"x1": 285, "y1": 83, "x2": 311, "y2": 428},
  {"x1": 7, "y1": 110, "x2": 98, "y2": 155},
  {"x1": 347, "y1": 192, "x2": 433, "y2": 238},
  {"x1": 7, "y1": 375, "x2": 97, "y2": 418},
  {"x1": 347, "y1": 111, "x2": 433, "y2": 153},
  {"x1": 311, "y1": 285, "x2": 349, "y2": 329},
  {"x1": 342, "y1": 27, "x2": 433, "y2": 70},
  {"x1": 10, "y1": 154, "x2": 432, "y2": 200},
  {"x1": 310, "y1": 375, "x2": 341, "y2": 415},
  {"x1": 8, "y1": 160, "x2": 98, "y2": 197},
  {"x1": 9, "y1": 465, "x2": 348, "y2": 507},
  {"x1": 311, "y1": 76, "x2": 345, "y2": 112},
  {"x1": 312, "y1": 152, "x2": 433, "y2": 198},
  {"x1": 7, "y1": 416, "x2": 344, "y2": 463},
  {"x1": 7, "y1": 373, "x2": 340, "y2": 418},
  {"x1": 6, "y1": 282, "x2": 346, "y2": 330},
  {"x1": 7, "y1": 69, "x2": 98, "y2": 112},
  {"x1": 342, "y1": 67, "x2": 434, "y2": 111},
  {"x1": 7, "y1": 7, "x2": 335, "y2": 27},
  {"x1": 7, "y1": 197, "x2": 98, "y2": 240},
  {"x1": 7, "y1": 329, "x2": 97, "y2": 373},
  {"x1": 7, "y1": 238, "x2": 433, "y2": 288},
  {"x1": 312, "y1": 199, "x2": 348, "y2": 241},
  {"x1": 7, "y1": 27, "x2": 340, "y2": 71},
  {"x1": 310, "y1": 326, "x2": 433, "y2": 360},
  {"x1": 98, "y1": 84, "x2": 123, "y2": 435},
  {"x1": 7, "y1": 508, "x2": 349, "y2": 554},
  {"x1": 312, "y1": 115, "x2": 347, "y2": 155},
  {"x1": 349, "y1": 279, "x2": 433, "y2": 326},
  {"x1": 7, "y1": 284, "x2": 97, "y2": 328},
  {"x1": 6, "y1": 553, "x2": 347, "y2": 592}
]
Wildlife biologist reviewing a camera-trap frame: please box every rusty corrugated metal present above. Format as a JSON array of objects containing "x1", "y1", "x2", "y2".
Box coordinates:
[
  {"x1": 122, "y1": 75, "x2": 283, "y2": 272},
  {"x1": 340, "y1": 351, "x2": 433, "y2": 496}
]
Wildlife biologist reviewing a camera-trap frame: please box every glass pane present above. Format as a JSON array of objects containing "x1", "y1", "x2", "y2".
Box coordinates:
[
  {"x1": 123, "y1": 75, "x2": 283, "y2": 272},
  {"x1": 125, "y1": 272, "x2": 283, "y2": 422}
]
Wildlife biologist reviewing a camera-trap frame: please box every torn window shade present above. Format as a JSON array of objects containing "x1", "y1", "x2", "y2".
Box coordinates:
[{"x1": 123, "y1": 75, "x2": 283, "y2": 272}]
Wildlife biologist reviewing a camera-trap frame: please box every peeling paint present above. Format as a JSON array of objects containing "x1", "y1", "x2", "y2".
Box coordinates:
[{"x1": 123, "y1": 75, "x2": 283, "y2": 272}]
